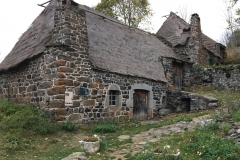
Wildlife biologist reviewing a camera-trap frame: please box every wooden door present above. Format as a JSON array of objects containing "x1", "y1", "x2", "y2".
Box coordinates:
[
  {"x1": 172, "y1": 62, "x2": 183, "y2": 90},
  {"x1": 133, "y1": 90, "x2": 148, "y2": 121}
]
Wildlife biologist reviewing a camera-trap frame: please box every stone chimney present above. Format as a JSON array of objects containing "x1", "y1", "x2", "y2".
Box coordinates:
[
  {"x1": 188, "y1": 13, "x2": 208, "y2": 65},
  {"x1": 190, "y1": 13, "x2": 201, "y2": 43}
]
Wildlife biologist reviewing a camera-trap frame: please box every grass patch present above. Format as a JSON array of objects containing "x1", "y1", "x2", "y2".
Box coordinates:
[
  {"x1": 128, "y1": 123, "x2": 240, "y2": 160},
  {"x1": 60, "y1": 121, "x2": 77, "y2": 132},
  {"x1": 91, "y1": 121, "x2": 117, "y2": 133},
  {"x1": 232, "y1": 109, "x2": 240, "y2": 122}
]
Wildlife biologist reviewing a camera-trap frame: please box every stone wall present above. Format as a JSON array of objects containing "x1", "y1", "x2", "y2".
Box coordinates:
[
  {"x1": 167, "y1": 90, "x2": 218, "y2": 112},
  {"x1": 0, "y1": 3, "x2": 168, "y2": 123},
  {"x1": 192, "y1": 65, "x2": 240, "y2": 90},
  {"x1": 0, "y1": 53, "x2": 50, "y2": 105},
  {"x1": 161, "y1": 57, "x2": 192, "y2": 90},
  {"x1": 188, "y1": 13, "x2": 208, "y2": 66}
]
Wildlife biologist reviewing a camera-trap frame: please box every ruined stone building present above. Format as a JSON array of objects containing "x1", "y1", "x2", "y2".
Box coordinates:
[
  {"x1": 0, "y1": 0, "x2": 225, "y2": 123},
  {"x1": 157, "y1": 12, "x2": 226, "y2": 66}
]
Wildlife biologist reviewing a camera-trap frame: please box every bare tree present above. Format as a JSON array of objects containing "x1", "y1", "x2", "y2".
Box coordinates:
[
  {"x1": 177, "y1": 5, "x2": 190, "y2": 22},
  {"x1": 223, "y1": 0, "x2": 239, "y2": 56},
  {"x1": 219, "y1": 30, "x2": 232, "y2": 46}
]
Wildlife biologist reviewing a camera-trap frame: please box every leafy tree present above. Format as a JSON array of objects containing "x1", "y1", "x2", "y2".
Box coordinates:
[
  {"x1": 222, "y1": 0, "x2": 240, "y2": 56},
  {"x1": 95, "y1": 0, "x2": 153, "y2": 30}
]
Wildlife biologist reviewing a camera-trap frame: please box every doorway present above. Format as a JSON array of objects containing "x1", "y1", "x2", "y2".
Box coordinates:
[
  {"x1": 172, "y1": 62, "x2": 183, "y2": 90},
  {"x1": 133, "y1": 90, "x2": 148, "y2": 120}
]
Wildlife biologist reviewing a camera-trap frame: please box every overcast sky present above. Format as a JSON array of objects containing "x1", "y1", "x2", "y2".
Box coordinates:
[{"x1": 0, "y1": 0, "x2": 239, "y2": 62}]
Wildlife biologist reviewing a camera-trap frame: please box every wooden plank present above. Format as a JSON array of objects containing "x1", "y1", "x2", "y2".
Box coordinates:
[
  {"x1": 133, "y1": 90, "x2": 148, "y2": 120},
  {"x1": 172, "y1": 62, "x2": 183, "y2": 90}
]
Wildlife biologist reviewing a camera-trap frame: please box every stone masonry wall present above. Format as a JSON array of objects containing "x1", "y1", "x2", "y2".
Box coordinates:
[
  {"x1": 162, "y1": 57, "x2": 192, "y2": 90},
  {"x1": 192, "y1": 65, "x2": 240, "y2": 91},
  {"x1": 0, "y1": 3, "x2": 169, "y2": 123},
  {"x1": 167, "y1": 90, "x2": 218, "y2": 112},
  {"x1": 64, "y1": 70, "x2": 168, "y2": 123},
  {"x1": 0, "y1": 53, "x2": 51, "y2": 106},
  {"x1": 188, "y1": 14, "x2": 208, "y2": 66}
]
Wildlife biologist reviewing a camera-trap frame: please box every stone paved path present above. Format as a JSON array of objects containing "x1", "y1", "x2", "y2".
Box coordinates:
[{"x1": 109, "y1": 114, "x2": 212, "y2": 159}]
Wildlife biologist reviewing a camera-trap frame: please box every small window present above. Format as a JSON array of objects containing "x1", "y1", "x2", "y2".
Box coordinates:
[{"x1": 109, "y1": 90, "x2": 117, "y2": 106}]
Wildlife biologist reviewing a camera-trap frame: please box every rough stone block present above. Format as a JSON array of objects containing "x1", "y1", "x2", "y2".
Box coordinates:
[
  {"x1": 54, "y1": 95, "x2": 65, "y2": 99},
  {"x1": 88, "y1": 83, "x2": 98, "y2": 88},
  {"x1": 109, "y1": 112, "x2": 114, "y2": 117},
  {"x1": 99, "y1": 84, "x2": 104, "y2": 89},
  {"x1": 110, "y1": 106, "x2": 119, "y2": 112},
  {"x1": 54, "y1": 79, "x2": 73, "y2": 86},
  {"x1": 98, "y1": 89, "x2": 103, "y2": 95},
  {"x1": 57, "y1": 72, "x2": 66, "y2": 78},
  {"x1": 39, "y1": 81, "x2": 52, "y2": 89},
  {"x1": 68, "y1": 114, "x2": 81, "y2": 121},
  {"x1": 119, "y1": 116, "x2": 125, "y2": 123},
  {"x1": 55, "y1": 60, "x2": 66, "y2": 67},
  {"x1": 77, "y1": 77, "x2": 90, "y2": 83},
  {"x1": 73, "y1": 101, "x2": 80, "y2": 107},
  {"x1": 47, "y1": 86, "x2": 66, "y2": 95},
  {"x1": 83, "y1": 100, "x2": 95, "y2": 106},
  {"x1": 13, "y1": 88, "x2": 18, "y2": 95},
  {"x1": 57, "y1": 108, "x2": 68, "y2": 116},
  {"x1": 91, "y1": 89, "x2": 98, "y2": 95},
  {"x1": 49, "y1": 100, "x2": 65, "y2": 108},
  {"x1": 74, "y1": 81, "x2": 80, "y2": 86},
  {"x1": 57, "y1": 66, "x2": 74, "y2": 73},
  {"x1": 27, "y1": 85, "x2": 37, "y2": 92}
]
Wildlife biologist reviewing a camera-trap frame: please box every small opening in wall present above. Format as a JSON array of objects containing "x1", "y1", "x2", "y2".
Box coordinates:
[
  {"x1": 182, "y1": 98, "x2": 191, "y2": 112},
  {"x1": 62, "y1": 0, "x2": 67, "y2": 4}
]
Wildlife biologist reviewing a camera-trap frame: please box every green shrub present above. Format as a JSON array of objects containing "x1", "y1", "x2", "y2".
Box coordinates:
[
  {"x1": 232, "y1": 109, "x2": 240, "y2": 122},
  {"x1": 186, "y1": 124, "x2": 239, "y2": 160},
  {"x1": 60, "y1": 121, "x2": 77, "y2": 132},
  {"x1": 219, "y1": 123, "x2": 231, "y2": 135},
  {"x1": 92, "y1": 121, "x2": 117, "y2": 133},
  {"x1": 223, "y1": 57, "x2": 240, "y2": 65},
  {"x1": 0, "y1": 100, "x2": 59, "y2": 150}
]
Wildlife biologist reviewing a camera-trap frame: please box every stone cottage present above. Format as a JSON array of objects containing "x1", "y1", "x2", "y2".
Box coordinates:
[
  {"x1": 157, "y1": 12, "x2": 226, "y2": 66},
  {"x1": 0, "y1": 0, "x2": 221, "y2": 123}
]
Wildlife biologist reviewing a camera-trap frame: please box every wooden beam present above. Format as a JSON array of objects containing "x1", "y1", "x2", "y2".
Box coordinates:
[{"x1": 38, "y1": 0, "x2": 51, "y2": 7}]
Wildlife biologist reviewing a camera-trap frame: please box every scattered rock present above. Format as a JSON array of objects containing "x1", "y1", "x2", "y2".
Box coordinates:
[
  {"x1": 138, "y1": 141, "x2": 147, "y2": 145},
  {"x1": 118, "y1": 135, "x2": 130, "y2": 141},
  {"x1": 62, "y1": 152, "x2": 87, "y2": 160}
]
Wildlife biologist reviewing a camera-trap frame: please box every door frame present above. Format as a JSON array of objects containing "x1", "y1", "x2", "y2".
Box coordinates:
[{"x1": 126, "y1": 84, "x2": 155, "y2": 119}]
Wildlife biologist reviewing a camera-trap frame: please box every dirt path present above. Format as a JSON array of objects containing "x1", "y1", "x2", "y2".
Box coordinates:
[{"x1": 108, "y1": 114, "x2": 212, "y2": 160}]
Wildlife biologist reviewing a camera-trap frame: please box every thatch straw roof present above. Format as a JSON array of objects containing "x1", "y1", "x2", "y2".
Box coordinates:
[
  {"x1": 156, "y1": 12, "x2": 222, "y2": 58},
  {"x1": 83, "y1": 6, "x2": 180, "y2": 82},
  {"x1": 0, "y1": 0, "x2": 181, "y2": 82},
  {"x1": 0, "y1": 0, "x2": 57, "y2": 71}
]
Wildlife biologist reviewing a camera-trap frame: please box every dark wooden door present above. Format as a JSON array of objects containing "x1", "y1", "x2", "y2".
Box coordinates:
[
  {"x1": 172, "y1": 62, "x2": 183, "y2": 90},
  {"x1": 133, "y1": 90, "x2": 148, "y2": 121}
]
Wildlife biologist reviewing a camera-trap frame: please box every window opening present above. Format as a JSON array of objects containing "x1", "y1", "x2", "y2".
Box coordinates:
[{"x1": 109, "y1": 90, "x2": 117, "y2": 106}]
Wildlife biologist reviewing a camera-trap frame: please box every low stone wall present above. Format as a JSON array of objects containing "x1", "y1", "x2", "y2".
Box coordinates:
[
  {"x1": 192, "y1": 65, "x2": 240, "y2": 90},
  {"x1": 166, "y1": 90, "x2": 218, "y2": 112}
]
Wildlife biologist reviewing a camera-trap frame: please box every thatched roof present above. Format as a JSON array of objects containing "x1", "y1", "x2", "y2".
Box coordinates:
[
  {"x1": 156, "y1": 12, "x2": 222, "y2": 58},
  {"x1": 0, "y1": 0, "x2": 57, "y2": 71},
  {"x1": 0, "y1": 0, "x2": 181, "y2": 82},
  {"x1": 83, "y1": 6, "x2": 180, "y2": 82},
  {"x1": 156, "y1": 12, "x2": 190, "y2": 47}
]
